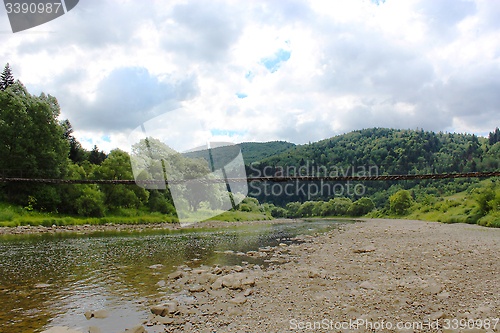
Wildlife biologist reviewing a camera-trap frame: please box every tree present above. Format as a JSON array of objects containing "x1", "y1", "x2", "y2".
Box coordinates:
[
  {"x1": 389, "y1": 190, "x2": 413, "y2": 215},
  {"x1": 92, "y1": 149, "x2": 149, "y2": 210},
  {"x1": 88, "y1": 145, "x2": 107, "y2": 165},
  {"x1": 347, "y1": 197, "x2": 375, "y2": 216},
  {"x1": 0, "y1": 82, "x2": 69, "y2": 209},
  {"x1": 0, "y1": 63, "x2": 15, "y2": 91}
]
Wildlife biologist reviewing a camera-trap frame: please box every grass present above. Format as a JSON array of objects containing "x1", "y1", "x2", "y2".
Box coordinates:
[
  {"x1": 0, "y1": 202, "x2": 179, "y2": 227},
  {"x1": 367, "y1": 181, "x2": 500, "y2": 228},
  {"x1": 0, "y1": 202, "x2": 274, "y2": 227}
]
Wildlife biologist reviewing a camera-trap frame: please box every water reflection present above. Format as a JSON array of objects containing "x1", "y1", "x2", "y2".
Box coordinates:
[{"x1": 0, "y1": 219, "x2": 348, "y2": 333}]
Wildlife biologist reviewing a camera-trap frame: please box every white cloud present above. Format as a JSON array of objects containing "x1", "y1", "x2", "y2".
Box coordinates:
[{"x1": 1, "y1": 0, "x2": 498, "y2": 153}]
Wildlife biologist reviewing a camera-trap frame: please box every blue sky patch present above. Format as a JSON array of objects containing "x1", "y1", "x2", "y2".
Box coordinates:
[
  {"x1": 260, "y1": 49, "x2": 291, "y2": 73},
  {"x1": 245, "y1": 71, "x2": 254, "y2": 82},
  {"x1": 211, "y1": 129, "x2": 248, "y2": 137},
  {"x1": 370, "y1": 0, "x2": 385, "y2": 5},
  {"x1": 236, "y1": 93, "x2": 247, "y2": 99}
]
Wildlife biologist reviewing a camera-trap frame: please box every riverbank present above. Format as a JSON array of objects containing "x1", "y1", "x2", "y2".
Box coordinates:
[
  {"x1": 45, "y1": 218, "x2": 500, "y2": 333},
  {"x1": 0, "y1": 218, "x2": 296, "y2": 236}
]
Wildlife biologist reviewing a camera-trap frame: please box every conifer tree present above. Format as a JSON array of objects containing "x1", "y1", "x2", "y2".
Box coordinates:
[{"x1": 0, "y1": 63, "x2": 15, "y2": 91}]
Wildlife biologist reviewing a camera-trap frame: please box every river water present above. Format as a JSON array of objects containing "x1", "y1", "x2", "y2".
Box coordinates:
[{"x1": 0, "y1": 219, "x2": 348, "y2": 333}]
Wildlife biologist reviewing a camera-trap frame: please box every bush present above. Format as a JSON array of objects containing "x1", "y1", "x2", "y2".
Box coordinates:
[
  {"x1": 270, "y1": 206, "x2": 287, "y2": 218},
  {"x1": 0, "y1": 208, "x2": 14, "y2": 221},
  {"x1": 347, "y1": 198, "x2": 375, "y2": 217},
  {"x1": 297, "y1": 201, "x2": 315, "y2": 217},
  {"x1": 390, "y1": 190, "x2": 413, "y2": 215},
  {"x1": 75, "y1": 187, "x2": 105, "y2": 217},
  {"x1": 286, "y1": 202, "x2": 301, "y2": 218}
]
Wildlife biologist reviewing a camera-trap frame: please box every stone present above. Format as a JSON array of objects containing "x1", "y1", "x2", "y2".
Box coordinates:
[
  {"x1": 229, "y1": 296, "x2": 247, "y2": 304},
  {"x1": 353, "y1": 245, "x2": 377, "y2": 253},
  {"x1": 88, "y1": 327, "x2": 101, "y2": 333},
  {"x1": 241, "y1": 276, "x2": 255, "y2": 286},
  {"x1": 124, "y1": 325, "x2": 145, "y2": 333},
  {"x1": 164, "y1": 301, "x2": 178, "y2": 314},
  {"x1": 436, "y1": 291, "x2": 450, "y2": 299},
  {"x1": 168, "y1": 271, "x2": 183, "y2": 279},
  {"x1": 233, "y1": 265, "x2": 243, "y2": 272},
  {"x1": 422, "y1": 285, "x2": 442, "y2": 295},
  {"x1": 41, "y1": 327, "x2": 84, "y2": 333},
  {"x1": 92, "y1": 310, "x2": 110, "y2": 319},
  {"x1": 227, "y1": 307, "x2": 243, "y2": 316},
  {"x1": 308, "y1": 269, "x2": 320, "y2": 278},
  {"x1": 359, "y1": 281, "x2": 375, "y2": 289},
  {"x1": 34, "y1": 283, "x2": 52, "y2": 288},
  {"x1": 429, "y1": 311, "x2": 445, "y2": 320},
  {"x1": 151, "y1": 305, "x2": 168, "y2": 317},
  {"x1": 221, "y1": 274, "x2": 243, "y2": 289},
  {"x1": 150, "y1": 301, "x2": 177, "y2": 317},
  {"x1": 84, "y1": 311, "x2": 93, "y2": 320},
  {"x1": 156, "y1": 280, "x2": 166, "y2": 287},
  {"x1": 148, "y1": 264, "x2": 164, "y2": 269},
  {"x1": 211, "y1": 278, "x2": 223, "y2": 290},
  {"x1": 189, "y1": 284, "x2": 205, "y2": 292}
]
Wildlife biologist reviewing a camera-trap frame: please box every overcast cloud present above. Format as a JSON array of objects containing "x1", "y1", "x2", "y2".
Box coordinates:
[{"x1": 0, "y1": 0, "x2": 499, "y2": 152}]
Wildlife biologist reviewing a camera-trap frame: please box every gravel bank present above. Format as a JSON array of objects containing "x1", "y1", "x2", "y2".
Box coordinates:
[
  {"x1": 44, "y1": 219, "x2": 500, "y2": 333},
  {"x1": 0, "y1": 218, "x2": 292, "y2": 236}
]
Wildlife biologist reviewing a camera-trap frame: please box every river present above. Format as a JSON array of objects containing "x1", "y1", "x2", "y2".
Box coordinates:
[{"x1": 0, "y1": 219, "x2": 349, "y2": 333}]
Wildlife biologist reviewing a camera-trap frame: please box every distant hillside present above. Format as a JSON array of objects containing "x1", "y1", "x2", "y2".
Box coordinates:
[
  {"x1": 239, "y1": 141, "x2": 296, "y2": 165},
  {"x1": 247, "y1": 127, "x2": 500, "y2": 207},
  {"x1": 182, "y1": 141, "x2": 296, "y2": 167},
  {"x1": 255, "y1": 127, "x2": 497, "y2": 175}
]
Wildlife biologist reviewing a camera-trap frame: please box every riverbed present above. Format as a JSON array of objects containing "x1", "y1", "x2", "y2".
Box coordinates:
[{"x1": 0, "y1": 218, "x2": 348, "y2": 333}]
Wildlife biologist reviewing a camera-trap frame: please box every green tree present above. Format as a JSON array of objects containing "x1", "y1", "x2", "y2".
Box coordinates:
[
  {"x1": 88, "y1": 145, "x2": 107, "y2": 165},
  {"x1": 347, "y1": 197, "x2": 375, "y2": 216},
  {"x1": 389, "y1": 190, "x2": 413, "y2": 215},
  {"x1": 0, "y1": 82, "x2": 69, "y2": 209},
  {"x1": 297, "y1": 201, "x2": 315, "y2": 217},
  {"x1": 92, "y1": 149, "x2": 148, "y2": 210},
  {"x1": 0, "y1": 63, "x2": 15, "y2": 91},
  {"x1": 286, "y1": 202, "x2": 301, "y2": 218}
]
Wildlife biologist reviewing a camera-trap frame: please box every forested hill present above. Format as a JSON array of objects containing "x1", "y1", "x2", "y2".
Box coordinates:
[
  {"x1": 182, "y1": 141, "x2": 295, "y2": 166},
  {"x1": 251, "y1": 128, "x2": 499, "y2": 176}
]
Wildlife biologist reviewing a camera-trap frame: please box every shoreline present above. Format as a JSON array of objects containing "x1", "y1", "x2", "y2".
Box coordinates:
[{"x1": 0, "y1": 218, "x2": 304, "y2": 236}]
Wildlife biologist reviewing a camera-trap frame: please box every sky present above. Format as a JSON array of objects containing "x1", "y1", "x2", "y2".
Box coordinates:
[{"x1": 1, "y1": 0, "x2": 500, "y2": 153}]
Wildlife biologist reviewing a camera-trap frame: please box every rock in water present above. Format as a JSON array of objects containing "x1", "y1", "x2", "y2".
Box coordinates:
[
  {"x1": 92, "y1": 310, "x2": 110, "y2": 319},
  {"x1": 124, "y1": 326, "x2": 145, "y2": 333},
  {"x1": 41, "y1": 327, "x2": 84, "y2": 333},
  {"x1": 84, "y1": 311, "x2": 93, "y2": 320}
]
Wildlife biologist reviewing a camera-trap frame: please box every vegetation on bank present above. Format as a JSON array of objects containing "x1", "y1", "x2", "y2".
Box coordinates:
[
  {"x1": 264, "y1": 178, "x2": 500, "y2": 228},
  {"x1": 1, "y1": 63, "x2": 500, "y2": 229}
]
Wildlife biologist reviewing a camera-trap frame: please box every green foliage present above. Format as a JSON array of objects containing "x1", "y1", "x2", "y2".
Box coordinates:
[
  {"x1": 0, "y1": 63, "x2": 15, "y2": 91},
  {"x1": 270, "y1": 205, "x2": 287, "y2": 218},
  {"x1": 286, "y1": 202, "x2": 301, "y2": 218},
  {"x1": 0, "y1": 82, "x2": 69, "y2": 207},
  {"x1": 474, "y1": 186, "x2": 498, "y2": 215},
  {"x1": 93, "y1": 149, "x2": 149, "y2": 210},
  {"x1": 74, "y1": 187, "x2": 105, "y2": 217},
  {"x1": 297, "y1": 201, "x2": 315, "y2": 217},
  {"x1": 390, "y1": 190, "x2": 413, "y2": 215},
  {"x1": 148, "y1": 190, "x2": 175, "y2": 215},
  {"x1": 325, "y1": 198, "x2": 352, "y2": 216},
  {"x1": 348, "y1": 197, "x2": 375, "y2": 216}
]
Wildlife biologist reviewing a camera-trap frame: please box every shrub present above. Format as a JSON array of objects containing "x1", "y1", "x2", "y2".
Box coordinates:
[{"x1": 389, "y1": 190, "x2": 413, "y2": 215}]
